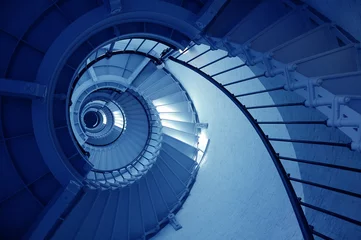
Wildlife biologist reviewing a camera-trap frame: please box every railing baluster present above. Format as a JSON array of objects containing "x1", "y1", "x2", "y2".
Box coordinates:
[
  {"x1": 246, "y1": 102, "x2": 305, "y2": 109},
  {"x1": 235, "y1": 86, "x2": 284, "y2": 98},
  {"x1": 223, "y1": 73, "x2": 265, "y2": 87},
  {"x1": 210, "y1": 63, "x2": 247, "y2": 77},
  {"x1": 124, "y1": 39, "x2": 132, "y2": 51},
  {"x1": 300, "y1": 201, "x2": 361, "y2": 226},
  {"x1": 289, "y1": 176, "x2": 361, "y2": 198},
  {"x1": 279, "y1": 155, "x2": 361, "y2": 173},
  {"x1": 136, "y1": 39, "x2": 146, "y2": 51},
  {"x1": 199, "y1": 55, "x2": 227, "y2": 70},
  {"x1": 257, "y1": 120, "x2": 327, "y2": 125},
  {"x1": 268, "y1": 137, "x2": 352, "y2": 149},
  {"x1": 311, "y1": 229, "x2": 333, "y2": 240},
  {"x1": 186, "y1": 48, "x2": 212, "y2": 63},
  {"x1": 147, "y1": 42, "x2": 159, "y2": 55}
]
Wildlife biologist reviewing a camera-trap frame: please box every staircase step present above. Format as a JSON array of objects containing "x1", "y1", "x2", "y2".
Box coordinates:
[
  {"x1": 152, "y1": 91, "x2": 188, "y2": 106},
  {"x1": 94, "y1": 191, "x2": 120, "y2": 240},
  {"x1": 206, "y1": 0, "x2": 263, "y2": 38},
  {"x1": 161, "y1": 119, "x2": 196, "y2": 134},
  {"x1": 138, "y1": 176, "x2": 159, "y2": 234},
  {"x1": 157, "y1": 155, "x2": 188, "y2": 197},
  {"x1": 162, "y1": 135, "x2": 198, "y2": 159},
  {"x1": 141, "y1": 74, "x2": 174, "y2": 95},
  {"x1": 250, "y1": 8, "x2": 317, "y2": 52},
  {"x1": 161, "y1": 142, "x2": 197, "y2": 173},
  {"x1": 293, "y1": 44, "x2": 360, "y2": 77},
  {"x1": 111, "y1": 188, "x2": 130, "y2": 239},
  {"x1": 146, "y1": 82, "x2": 181, "y2": 100},
  {"x1": 138, "y1": 70, "x2": 167, "y2": 92},
  {"x1": 159, "y1": 150, "x2": 194, "y2": 184},
  {"x1": 271, "y1": 23, "x2": 339, "y2": 63},
  {"x1": 131, "y1": 63, "x2": 157, "y2": 88},
  {"x1": 156, "y1": 101, "x2": 191, "y2": 113},
  {"x1": 52, "y1": 190, "x2": 98, "y2": 239},
  {"x1": 159, "y1": 112, "x2": 195, "y2": 122},
  {"x1": 151, "y1": 163, "x2": 179, "y2": 210},
  {"x1": 163, "y1": 127, "x2": 198, "y2": 146},
  {"x1": 75, "y1": 190, "x2": 110, "y2": 239},
  {"x1": 144, "y1": 170, "x2": 171, "y2": 222},
  {"x1": 226, "y1": 0, "x2": 290, "y2": 44},
  {"x1": 128, "y1": 182, "x2": 145, "y2": 239}
]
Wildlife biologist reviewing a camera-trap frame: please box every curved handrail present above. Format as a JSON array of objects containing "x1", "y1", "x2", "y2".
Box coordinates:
[
  {"x1": 73, "y1": 43, "x2": 204, "y2": 189},
  {"x1": 168, "y1": 56, "x2": 314, "y2": 240},
  {"x1": 70, "y1": 46, "x2": 166, "y2": 187}
]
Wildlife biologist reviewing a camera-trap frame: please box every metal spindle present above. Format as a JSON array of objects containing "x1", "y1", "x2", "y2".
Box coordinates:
[
  {"x1": 268, "y1": 137, "x2": 352, "y2": 148},
  {"x1": 311, "y1": 229, "x2": 333, "y2": 240},
  {"x1": 108, "y1": 41, "x2": 115, "y2": 53},
  {"x1": 223, "y1": 73, "x2": 265, "y2": 87},
  {"x1": 199, "y1": 55, "x2": 227, "y2": 70},
  {"x1": 147, "y1": 42, "x2": 159, "y2": 55},
  {"x1": 124, "y1": 39, "x2": 132, "y2": 51},
  {"x1": 136, "y1": 39, "x2": 146, "y2": 51},
  {"x1": 211, "y1": 63, "x2": 247, "y2": 77},
  {"x1": 187, "y1": 48, "x2": 212, "y2": 63},
  {"x1": 246, "y1": 102, "x2": 305, "y2": 109},
  {"x1": 300, "y1": 201, "x2": 361, "y2": 226},
  {"x1": 289, "y1": 176, "x2": 361, "y2": 198},
  {"x1": 174, "y1": 43, "x2": 196, "y2": 58},
  {"x1": 235, "y1": 86, "x2": 284, "y2": 98},
  {"x1": 257, "y1": 120, "x2": 327, "y2": 125},
  {"x1": 279, "y1": 155, "x2": 361, "y2": 173}
]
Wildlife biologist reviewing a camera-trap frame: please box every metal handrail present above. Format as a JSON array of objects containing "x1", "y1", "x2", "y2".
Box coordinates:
[
  {"x1": 168, "y1": 56, "x2": 314, "y2": 239},
  {"x1": 76, "y1": 41, "x2": 204, "y2": 190}
]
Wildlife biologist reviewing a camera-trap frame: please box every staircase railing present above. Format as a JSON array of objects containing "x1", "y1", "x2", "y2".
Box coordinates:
[
  {"x1": 75, "y1": 37, "x2": 207, "y2": 189},
  {"x1": 169, "y1": 55, "x2": 361, "y2": 240},
  {"x1": 85, "y1": 90, "x2": 163, "y2": 188}
]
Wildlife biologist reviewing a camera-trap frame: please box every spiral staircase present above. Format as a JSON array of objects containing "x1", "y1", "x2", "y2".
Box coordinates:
[{"x1": 1, "y1": 0, "x2": 361, "y2": 240}]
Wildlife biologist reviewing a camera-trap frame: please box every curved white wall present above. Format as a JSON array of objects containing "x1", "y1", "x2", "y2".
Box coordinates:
[
  {"x1": 151, "y1": 48, "x2": 303, "y2": 239},
  {"x1": 159, "y1": 42, "x2": 361, "y2": 239}
]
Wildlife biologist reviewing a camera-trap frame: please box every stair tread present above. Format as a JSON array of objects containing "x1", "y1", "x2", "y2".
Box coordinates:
[
  {"x1": 52, "y1": 190, "x2": 98, "y2": 239},
  {"x1": 145, "y1": 169, "x2": 173, "y2": 220},
  {"x1": 157, "y1": 155, "x2": 188, "y2": 197},
  {"x1": 163, "y1": 127, "x2": 198, "y2": 146},
  {"x1": 159, "y1": 112, "x2": 195, "y2": 123},
  {"x1": 149, "y1": 163, "x2": 179, "y2": 210},
  {"x1": 128, "y1": 182, "x2": 145, "y2": 239},
  {"x1": 161, "y1": 142, "x2": 197, "y2": 173},
  {"x1": 162, "y1": 134, "x2": 198, "y2": 159},
  {"x1": 111, "y1": 188, "x2": 130, "y2": 239},
  {"x1": 139, "y1": 176, "x2": 159, "y2": 233},
  {"x1": 152, "y1": 91, "x2": 188, "y2": 106},
  {"x1": 94, "y1": 191, "x2": 120, "y2": 240},
  {"x1": 75, "y1": 190, "x2": 110, "y2": 239}
]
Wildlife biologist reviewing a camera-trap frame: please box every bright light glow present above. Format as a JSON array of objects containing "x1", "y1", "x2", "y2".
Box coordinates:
[
  {"x1": 101, "y1": 112, "x2": 107, "y2": 124},
  {"x1": 159, "y1": 113, "x2": 184, "y2": 122},
  {"x1": 112, "y1": 110, "x2": 124, "y2": 128},
  {"x1": 197, "y1": 130, "x2": 209, "y2": 167},
  {"x1": 156, "y1": 105, "x2": 175, "y2": 113},
  {"x1": 198, "y1": 131, "x2": 209, "y2": 150},
  {"x1": 160, "y1": 120, "x2": 177, "y2": 130},
  {"x1": 178, "y1": 48, "x2": 189, "y2": 55}
]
